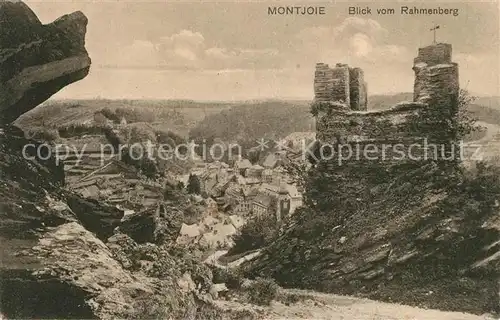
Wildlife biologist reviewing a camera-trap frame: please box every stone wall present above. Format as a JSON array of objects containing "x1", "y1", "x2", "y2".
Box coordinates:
[
  {"x1": 313, "y1": 102, "x2": 436, "y2": 162},
  {"x1": 314, "y1": 63, "x2": 334, "y2": 101},
  {"x1": 331, "y1": 63, "x2": 350, "y2": 106},
  {"x1": 315, "y1": 102, "x2": 424, "y2": 143},
  {"x1": 349, "y1": 68, "x2": 367, "y2": 111}
]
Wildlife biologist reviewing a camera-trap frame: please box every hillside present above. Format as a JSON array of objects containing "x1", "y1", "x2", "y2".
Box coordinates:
[
  {"x1": 188, "y1": 101, "x2": 314, "y2": 144},
  {"x1": 15, "y1": 99, "x2": 238, "y2": 137}
]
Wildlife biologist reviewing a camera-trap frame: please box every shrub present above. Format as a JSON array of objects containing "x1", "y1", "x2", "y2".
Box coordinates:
[
  {"x1": 211, "y1": 267, "x2": 244, "y2": 290},
  {"x1": 93, "y1": 112, "x2": 108, "y2": 125},
  {"x1": 101, "y1": 107, "x2": 120, "y2": 122},
  {"x1": 186, "y1": 174, "x2": 201, "y2": 195},
  {"x1": 156, "y1": 130, "x2": 185, "y2": 146},
  {"x1": 245, "y1": 278, "x2": 278, "y2": 306},
  {"x1": 27, "y1": 127, "x2": 60, "y2": 142},
  {"x1": 131, "y1": 296, "x2": 169, "y2": 319},
  {"x1": 184, "y1": 204, "x2": 204, "y2": 224},
  {"x1": 230, "y1": 214, "x2": 279, "y2": 255},
  {"x1": 164, "y1": 179, "x2": 185, "y2": 202}
]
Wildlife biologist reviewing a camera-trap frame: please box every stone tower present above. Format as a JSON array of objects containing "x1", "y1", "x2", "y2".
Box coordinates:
[
  {"x1": 412, "y1": 43, "x2": 459, "y2": 108},
  {"x1": 313, "y1": 62, "x2": 367, "y2": 111},
  {"x1": 275, "y1": 184, "x2": 290, "y2": 222}
]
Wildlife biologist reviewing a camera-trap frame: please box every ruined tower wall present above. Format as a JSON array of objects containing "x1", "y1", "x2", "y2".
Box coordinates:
[
  {"x1": 363, "y1": 81, "x2": 368, "y2": 109},
  {"x1": 426, "y1": 63, "x2": 459, "y2": 106},
  {"x1": 414, "y1": 43, "x2": 452, "y2": 66},
  {"x1": 413, "y1": 43, "x2": 458, "y2": 106},
  {"x1": 349, "y1": 67, "x2": 367, "y2": 111},
  {"x1": 413, "y1": 63, "x2": 430, "y2": 102},
  {"x1": 331, "y1": 65, "x2": 350, "y2": 106},
  {"x1": 313, "y1": 63, "x2": 364, "y2": 109},
  {"x1": 314, "y1": 63, "x2": 334, "y2": 101}
]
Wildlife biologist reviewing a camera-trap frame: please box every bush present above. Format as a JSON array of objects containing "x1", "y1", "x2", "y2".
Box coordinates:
[
  {"x1": 156, "y1": 130, "x2": 185, "y2": 146},
  {"x1": 229, "y1": 214, "x2": 279, "y2": 255},
  {"x1": 186, "y1": 174, "x2": 201, "y2": 195},
  {"x1": 115, "y1": 107, "x2": 156, "y2": 123},
  {"x1": 93, "y1": 112, "x2": 108, "y2": 125},
  {"x1": 131, "y1": 296, "x2": 169, "y2": 319},
  {"x1": 101, "y1": 107, "x2": 120, "y2": 122},
  {"x1": 211, "y1": 267, "x2": 244, "y2": 290},
  {"x1": 245, "y1": 278, "x2": 278, "y2": 306},
  {"x1": 183, "y1": 204, "x2": 204, "y2": 224},
  {"x1": 27, "y1": 127, "x2": 60, "y2": 142}
]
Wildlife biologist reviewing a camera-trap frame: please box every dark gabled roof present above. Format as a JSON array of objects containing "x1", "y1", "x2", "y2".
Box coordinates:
[{"x1": 253, "y1": 193, "x2": 273, "y2": 207}]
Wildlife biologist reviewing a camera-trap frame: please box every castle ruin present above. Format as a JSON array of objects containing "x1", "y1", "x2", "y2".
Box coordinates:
[
  {"x1": 314, "y1": 63, "x2": 368, "y2": 110},
  {"x1": 312, "y1": 42, "x2": 460, "y2": 163}
]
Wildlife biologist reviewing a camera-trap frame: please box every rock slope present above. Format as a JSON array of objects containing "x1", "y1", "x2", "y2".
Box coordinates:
[{"x1": 0, "y1": 3, "x2": 222, "y2": 319}]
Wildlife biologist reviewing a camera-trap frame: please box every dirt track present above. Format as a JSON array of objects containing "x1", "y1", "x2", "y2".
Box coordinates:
[{"x1": 216, "y1": 288, "x2": 494, "y2": 320}]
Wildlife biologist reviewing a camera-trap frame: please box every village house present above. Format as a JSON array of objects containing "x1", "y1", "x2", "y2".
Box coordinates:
[
  {"x1": 284, "y1": 184, "x2": 303, "y2": 214},
  {"x1": 251, "y1": 188, "x2": 291, "y2": 221},
  {"x1": 210, "y1": 176, "x2": 232, "y2": 198},
  {"x1": 251, "y1": 193, "x2": 275, "y2": 217},
  {"x1": 223, "y1": 183, "x2": 258, "y2": 215},
  {"x1": 262, "y1": 168, "x2": 273, "y2": 183},
  {"x1": 199, "y1": 171, "x2": 218, "y2": 195},
  {"x1": 259, "y1": 182, "x2": 299, "y2": 218},
  {"x1": 262, "y1": 151, "x2": 287, "y2": 169},
  {"x1": 275, "y1": 186, "x2": 292, "y2": 221},
  {"x1": 234, "y1": 158, "x2": 252, "y2": 176},
  {"x1": 245, "y1": 164, "x2": 264, "y2": 178}
]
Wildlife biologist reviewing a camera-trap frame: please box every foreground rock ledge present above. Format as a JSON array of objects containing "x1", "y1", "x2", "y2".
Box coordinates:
[{"x1": 0, "y1": 1, "x2": 91, "y2": 125}]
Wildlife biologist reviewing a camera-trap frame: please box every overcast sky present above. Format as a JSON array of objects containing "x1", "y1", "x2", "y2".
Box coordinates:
[{"x1": 25, "y1": 1, "x2": 500, "y2": 100}]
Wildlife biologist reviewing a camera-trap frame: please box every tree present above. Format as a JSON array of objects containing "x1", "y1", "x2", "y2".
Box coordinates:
[
  {"x1": 186, "y1": 174, "x2": 201, "y2": 195},
  {"x1": 141, "y1": 157, "x2": 158, "y2": 180},
  {"x1": 94, "y1": 112, "x2": 108, "y2": 126},
  {"x1": 229, "y1": 214, "x2": 279, "y2": 255},
  {"x1": 164, "y1": 179, "x2": 184, "y2": 201}
]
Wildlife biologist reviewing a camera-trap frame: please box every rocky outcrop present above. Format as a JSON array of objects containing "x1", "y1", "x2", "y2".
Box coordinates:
[
  {"x1": 117, "y1": 203, "x2": 184, "y2": 244},
  {"x1": 66, "y1": 195, "x2": 124, "y2": 241},
  {"x1": 0, "y1": 124, "x2": 224, "y2": 319},
  {"x1": 3, "y1": 220, "x2": 223, "y2": 319},
  {"x1": 0, "y1": 1, "x2": 91, "y2": 125}
]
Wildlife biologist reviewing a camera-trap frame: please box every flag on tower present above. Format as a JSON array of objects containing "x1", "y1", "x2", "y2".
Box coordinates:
[{"x1": 430, "y1": 24, "x2": 440, "y2": 43}]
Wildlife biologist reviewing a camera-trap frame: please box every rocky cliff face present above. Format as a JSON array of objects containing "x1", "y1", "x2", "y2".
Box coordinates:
[
  {"x1": 0, "y1": 3, "x2": 227, "y2": 319},
  {"x1": 0, "y1": 1, "x2": 91, "y2": 125}
]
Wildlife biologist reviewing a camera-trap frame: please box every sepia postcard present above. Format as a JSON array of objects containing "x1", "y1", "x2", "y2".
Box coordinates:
[{"x1": 0, "y1": 0, "x2": 499, "y2": 319}]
